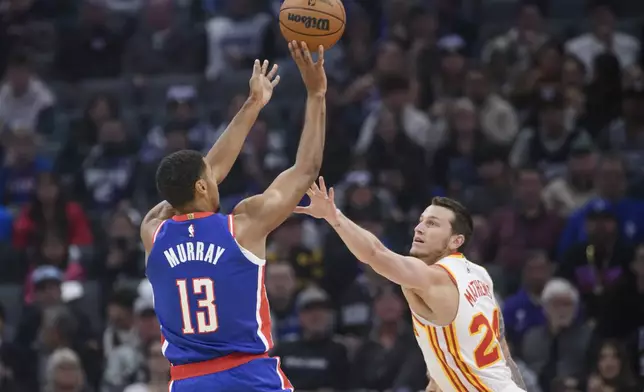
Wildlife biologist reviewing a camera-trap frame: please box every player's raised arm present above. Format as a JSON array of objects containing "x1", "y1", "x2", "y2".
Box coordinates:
[
  {"x1": 206, "y1": 59, "x2": 280, "y2": 184},
  {"x1": 234, "y1": 41, "x2": 327, "y2": 237},
  {"x1": 294, "y1": 178, "x2": 451, "y2": 290}
]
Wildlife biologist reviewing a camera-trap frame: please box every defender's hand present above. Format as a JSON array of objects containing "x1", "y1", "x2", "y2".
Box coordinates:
[
  {"x1": 294, "y1": 177, "x2": 339, "y2": 225},
  {"x1": 288, "y1": 41, "x2": 326, "y2": 96},
  {"x1": 248, "y1": 59, "x2": 280, "y2": 106}
]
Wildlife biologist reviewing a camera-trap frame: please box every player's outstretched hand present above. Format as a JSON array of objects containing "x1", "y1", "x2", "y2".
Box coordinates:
[
  {"x1": 288, "y1": 41, "x2": 326, "y2": 96},
  {"x1": 294, "y1": 176, "x2": 339, "y2": 225},
  {"x1": 248, "y1": 59, "x2": 280, "y2": 107}
]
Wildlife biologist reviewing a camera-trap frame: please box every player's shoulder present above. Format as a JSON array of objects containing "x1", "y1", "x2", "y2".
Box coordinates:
[{"x1": 437, "y1": 253, "x2": 493, "y2": 283}]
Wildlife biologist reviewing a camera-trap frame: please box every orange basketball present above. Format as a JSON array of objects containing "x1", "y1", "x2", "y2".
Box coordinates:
[{"x1": 279, "y1": 0, "x2": 346, "y2": 50}]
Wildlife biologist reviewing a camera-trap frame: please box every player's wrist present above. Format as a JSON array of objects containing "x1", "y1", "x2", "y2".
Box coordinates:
[
  {"x1": 326, "y1": 208, "x2": 341, "y2": 228},
  {"x1": 245, "y1": 95, "x2": 264, "y2": 108},
  {"x1": 306, "y1": 90, "x2": 326, "y2": 99}
]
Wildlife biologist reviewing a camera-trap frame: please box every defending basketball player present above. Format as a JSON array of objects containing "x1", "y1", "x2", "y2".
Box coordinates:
[
  {"x1": 140, "y1": 41, "x2": 326, "y2": 391},
  {"x1": 295, "y1": 178, "x2": 527, "y2": 392}
]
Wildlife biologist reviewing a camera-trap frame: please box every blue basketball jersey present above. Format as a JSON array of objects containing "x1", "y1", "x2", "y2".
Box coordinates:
[{"x1": 146, "y1": 212, "x2": 273, "y2": 365}]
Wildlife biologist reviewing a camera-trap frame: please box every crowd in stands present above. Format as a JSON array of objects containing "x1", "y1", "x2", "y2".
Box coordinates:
[{"x1": 1, "y1": 0, "x2": 644, "y2": 391}]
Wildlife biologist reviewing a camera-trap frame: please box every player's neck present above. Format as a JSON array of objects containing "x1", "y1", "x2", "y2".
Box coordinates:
[{"x1": 176, "y1": 200, "x2": 216, "y2": 216}]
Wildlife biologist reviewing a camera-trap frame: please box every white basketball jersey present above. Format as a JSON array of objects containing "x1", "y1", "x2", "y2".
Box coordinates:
[{"x1": 411, "y1": 253, "x2": 517, "y2": 392}]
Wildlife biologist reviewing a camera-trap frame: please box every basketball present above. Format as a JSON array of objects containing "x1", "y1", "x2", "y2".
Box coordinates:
[{"x1": 279, "y1": 0, "x2": 346, "y2": 50}]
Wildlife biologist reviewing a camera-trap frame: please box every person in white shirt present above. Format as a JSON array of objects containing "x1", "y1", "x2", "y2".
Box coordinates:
[{"x1": 565, "y1": 2, "x2": 640, "y2": 79}]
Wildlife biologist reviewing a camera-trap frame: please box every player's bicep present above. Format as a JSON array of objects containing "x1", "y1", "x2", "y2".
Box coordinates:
[
  {"x1": 140, "y1": 219, "x2": 161, "y2": 253},
  {"x1": 371, "y1": 247, "x2": 447, "y2": 289},
  {"x1": 236, "y1": 167, "x2": 315, "y2": 234}
]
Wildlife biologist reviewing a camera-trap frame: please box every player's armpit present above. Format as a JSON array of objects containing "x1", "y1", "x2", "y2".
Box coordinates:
[{"x1": 141, "y1": 200, "x2": 175, "y2": 252}]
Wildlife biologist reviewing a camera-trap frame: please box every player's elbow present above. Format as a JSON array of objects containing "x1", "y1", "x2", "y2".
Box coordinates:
[{"x1": 292, "y1": 161, "x2": 322, "y2": 181}]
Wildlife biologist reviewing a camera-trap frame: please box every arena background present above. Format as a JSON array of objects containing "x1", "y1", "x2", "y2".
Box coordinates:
[{"x1": 1, "y1": 0, "x2": 644, "y2": 391}]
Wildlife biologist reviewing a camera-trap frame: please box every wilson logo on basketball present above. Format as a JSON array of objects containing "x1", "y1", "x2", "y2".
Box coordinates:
[{"x1": 287, "y1": 13, "x2": 330, "y2": 31}]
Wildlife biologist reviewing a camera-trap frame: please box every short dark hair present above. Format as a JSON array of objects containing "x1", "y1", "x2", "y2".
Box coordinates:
[
  {"x1": 431, "y1": 196, "x2": 473, "y2": 249},
  {"x1": 108, "y1": 288, "x2": 136, "y2": 310},
  {"x1": 156, "y1": 150, "x2": 205, "y2": 208}
]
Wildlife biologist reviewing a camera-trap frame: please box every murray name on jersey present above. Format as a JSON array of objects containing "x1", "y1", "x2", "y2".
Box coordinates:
[{"x1": 163, "y1": 241, "x2": 226, "y2": 267}]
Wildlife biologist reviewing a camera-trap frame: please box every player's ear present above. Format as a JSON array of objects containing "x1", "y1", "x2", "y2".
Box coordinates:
[
  {"x1": 195, "y1": 179, "x2": 208, "y2": 195},
  {"x1": 451, "y1": 234, "x2": 465, "y2": 250}
]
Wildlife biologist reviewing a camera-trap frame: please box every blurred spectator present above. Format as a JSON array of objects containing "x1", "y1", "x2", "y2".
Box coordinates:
[
  {"x1": 122, "y1": 341, "x2": 169, "y2": 392},
  {"x1": 0, "y1": 52, "x2": 54, "y2": 133},
  {"x1": 565, "y1": 1, "x2": 640, "y2": 80},
  {"x1": 44, "y1": 348, "x2": 92, "y2": 392},
  {"x1": 0, "y1": 302, "x2": 30, "y2": 391},
  {"x1": 463, "y1": 66, "x2": 519, "y2": 146},
  {"x1": 13, "y1": 172, "x2": 94, "y2": 250},
  {"x1": 522, "y1": 278, "x2": 593, "y2": 391},
  {"x1": 481, "y1": 2, "x2": 549, "y2": 82},
  {"x1": 76, "y1": 119, "x2": 138, "y2": 210},
  {"x1": 102, "y1": 295, "x2": 159, "y2": 392},
  {"x1": 0, "y1": 126, "x2": 52, "y2": 207},
  {"x1": 56, "y1": 94, "x2": 120, "y2": 186},
  {"x1": 272, "y1": 286, "x2": 350, "y2": 390},
  {"x1": 585, "y1": 54, "x2": 623, "y2": 136},
  {"x1": 502, "y1": 250, "x2": 553, "y2": 347},
  {"x1": 103, "y1": 288, "x2": 139, "y2": 364},
  {"x1": 350, "y1": 285, "x2": 425, "y2": 391},
  {"x1": 23, "y1": 232, "x2": 86, "y2": 303},
  {"x1": 510, "y1": 88, "x2": 594, "y2": 179},
  {"x1": 338, "y1": 264, "x2": 388, "y2": 338},
  {"x1": 595, "y1": 243, "x2": 644, "y2": 341},
  {"x1": 266, "y1": 261, "x2": 300, "y2": 343},
  {"x1": 431, "y1": 35, "x2": 468, "y2": 100},
  {"x1": 123, "y1": 0, "x2": 203, "y2": 76},
  {"x1": 204, "y1": 0, "x2": 276, "y2": 80},
  {"x1": 97, "y1": 209, "x2": 145, "y2": 292},
  {"x1": 267, "y1": 216, "x2": 323, "y2": 288},
  {"x1": 141, "y1": 85, "x2": 216, "y2": 165},
  {"x1": 559, "y1": 206, "x2": 634, "y2": 318},
  {"x1": 485, "y1": 167, "x2": 563, "y2": 270},
  {"x1": 513, "y1": 41, "x2": 565, "y2": 110},
  {"x1": 56, "y1": 0, "x2": 127, "y2": 81},
  {"x1": 460, "y1": 145, "x2": 513, "y2": 215},
  {"x1": 542, "y1": 147, "x2": 598, "y2": 217},
  {"x1": 557, "y1": 154, "x2": 644, "y2": 258},
  {"x1": 587, "y1": 340, "x2": 640, "y2": 392}
]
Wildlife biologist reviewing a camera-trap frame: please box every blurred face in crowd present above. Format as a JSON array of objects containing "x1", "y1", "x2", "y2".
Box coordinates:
[
  {"x1": 98, "y1": 120, "x2": 127, "y2": 152},
  {"x1": 107, "y1": 303, "x2": 133, "y2": 330},
  {"x1": 299, "y1": 304, "x2": 332, "y2": 337},
  {"x1": 522, "y1": 253, "x2": 552, "y2": 294},
  {"x1": 376, "y1": 43, "x2": 405, "y2": 76},
  {"x1": 164, "y1": 130, "x2": 189, "y2": 153},
  {"x1": 477, "y1": 159, "x2": 504, "y2": 183},
  {"x1": 36, "y1": 173, "x2": 61, "y2": 205},
  {"x1": 146, "y1": 0, "x2": 173, "y2": 30},
  {"x1": 374, "y1": 288, "x2": 404, "y2": 324},
  {"x1": 9, "y1": 131, "x2": 37, "y2": 166},
  {"x1": 7, "y1": 64, "x2": 31, "y2": 95},
  {"x1": 539, "y1": 106, "x2": 565, "y2": 135},
  {"x1": 562, "y1": 58, "x2": 585, "y2": 88},
  {"x1": 594, "y1": 158, "x2": 626, "y2": 200},
  {"x1": 515, "y1": 169, "x2": 543, "y2": 209},
  {"x1": 464, "y1": 71, "x2": 489, "y2": 104},
  {"x1": 592, "y1": 6, "x2": 616, "y2": 39},
  {"x1": 40, "y1": 233, "x2": 68, "y2": 267},
  {"x1": 376, "y1": 108, "x2": 397, "y2": 142},
  {"x1": 169, "y1": 100, "x2": 195, "y2": 122},
  {"x1": 51, "y1": 362, "x2": 83, "y2": 392},
  {"x1": 630, "y1": 245, "x2": 644, "y2": 279},
  {"x1": 568, "y1": 152, "x2": 597, "y2": 189},
  {"x1": 597, "y1": 342, "x2": 622, "y2": 380},
  {"x1": 409, "y1": 11, "x2": 437, "y2": 42},
  {"x1": 265, "y1": 262, "x2": 297, "y2": 304},
  {"x1": 544, "y1": 292, "x2": 576, "y2": 328},
  {"x1": 452, "y1": 106, "x2": 477, "y2": 135},
  {"x1": 35, "y1": 281, "x2": 62, "y2": 307},
  {"x1": 88, "y1": 96, "x2": 113, "y2": 125},
  {"x1": 137, "y1": 309, "x2": 160, "y2": 343},
  {"x1": 108, "y1": 213, "x2": 137, "y2": 244},
  {"x1": 411, "y1": 205, "x2": 463, "y2": 260},
  {"x1": 147, "y1": 341, "x2": 169, "y2": 378},
  {"x1": 517, "y1": 4, "x2": 542, "y2": 32},
  {"x1": 347, "y1": 185, "x2": 375, "y2": 209},
  {"x1": 440, "y1": 52, "x2": 466, "y2": 76},
  {"x1": 382, "y1": 87, "x2": 409, "y2": 113},
  {"x1": 586, "y1": 215, "x2": 618, "y2": 244},
  {"x1": 536, "y1": 46, "x2": 562, "y2": 79}
]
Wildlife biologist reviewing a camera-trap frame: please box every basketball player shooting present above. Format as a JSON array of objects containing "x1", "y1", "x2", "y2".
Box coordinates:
[
  {"x1": 140, "y1": 41, "x2": 326, "y2": 392},
  {"x1": 295, "y1": 178, "x2": 527, "y2": 392}
]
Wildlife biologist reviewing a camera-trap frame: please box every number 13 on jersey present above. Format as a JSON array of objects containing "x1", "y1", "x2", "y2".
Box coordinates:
[{"x1": 176, "y1": 278, "x2": 219, "y2": 334}]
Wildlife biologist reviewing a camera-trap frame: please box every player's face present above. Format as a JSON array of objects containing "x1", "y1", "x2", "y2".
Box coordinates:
[{"x1": 410, "y1": 205, "x2": 462, "y2": 260}]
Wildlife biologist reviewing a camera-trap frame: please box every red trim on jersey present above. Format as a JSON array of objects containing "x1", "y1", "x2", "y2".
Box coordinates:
[
  {"x1": 451, "y1": 252, "x2": 464, "y2": 258},
  {"x1": 276, "y1": 357, "x2": 294, "y2": 389},
  {"x1": 227, "y1": 214, "x2": 236, "y2": 238},
  {"x1": 435, "y1": 264, "x2": 458, "y2": 286},
  {"x1": 258, "y1": 266, "x2": 273, "y2": 348},
  {"x1": 152, "y1": 220, "x2": 167, "y2": 243},
  {"x1": 170, "y1": 352, "x2": 268, "y2": 380},
  {"x1": 172, "y1": 212, "x2": 214, "y2": 222}
]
